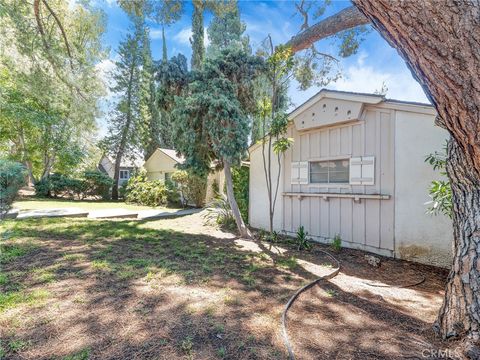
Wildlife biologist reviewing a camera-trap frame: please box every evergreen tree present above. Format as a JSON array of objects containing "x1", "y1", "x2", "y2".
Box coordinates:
[
  {"x1": 190, "y1": 0, "x2": 205, "y2": 70},
  {"x1": 156, "y1": 53, "x2": 189, "y2": 148},
  {"x1": 172, "y1": 47, "x2": 262, "y2": 237},
  {"x1": 100, "y1": 22, "x2": 143, "y2": 199},
  {"x1": 207, "y1": 0, "x2": 248, "y2": 55}
]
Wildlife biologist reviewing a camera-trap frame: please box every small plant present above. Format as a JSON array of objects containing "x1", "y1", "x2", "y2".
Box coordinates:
[
  {"x1": 326, "y1": 289, "x2": 337, "y2": 297},
  {"x1": 266, "y1": 231, "x2": 279, "y2": 243},
  {"x1": 331, "y1": 234, "x2": 342, "y2": 252},
  {"x1": 203, "y1": 195, "x2": 236, "y2": 230},
  {"x1": 296, "y1": 225, "x2": 312, "y2": 251},
  {"x1": 180, "y1": 336, "x2": 193, "y2": 355},
  {"x1": 217, "y1": 346, "x2": 227, "y2": 358}
]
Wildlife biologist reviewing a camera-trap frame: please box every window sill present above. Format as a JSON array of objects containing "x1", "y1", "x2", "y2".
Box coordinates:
[{"x1": 283, "y1": 192, "x2": 390, "y2": 201}]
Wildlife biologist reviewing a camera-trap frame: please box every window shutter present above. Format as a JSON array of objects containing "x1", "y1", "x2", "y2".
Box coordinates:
[
  {"x1": 291, "y1": 161, "x2": 309, "y2": 184},
  {"x1": 349, "y1": 156, "x2": 375, "y2": 185},
  {"x1": 349, "y1": 157, "x2": 363, "y2": 185},
  {"x1": 291, "y1": 162, "x2": 300, "y2": 184},
  {"x1": 298, "y1": 162, "x2": 309, "y2": 184}
]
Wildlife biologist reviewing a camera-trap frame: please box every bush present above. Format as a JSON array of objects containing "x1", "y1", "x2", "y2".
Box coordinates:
[
  {"x1": 83, "y1": 170, "x2": 113, "y2": 200},
  {"x1": 172, "y1": 170, "x2": 207, "y2": 208},
  {"x1": 34, "y1": 171, "x2": 112, "y2": 200},
  {"x1": 0, "y1": 160, "x2": 26, "y2": 219},
  {"x1": 124, "y1": 171, "x2": 167, "y2": 207},
  {"x1": 231, "y1": 165, "x2": 249, "y2": 223},
  {"x1": 165, "y1": 179, "x2": 181, "y2": 206},
  {"x1": 296, "y1": 225, "x2": 312, "y2": 251},
  {"x1": 203, "y1": 195, "x2": 236, "y2": 230}
]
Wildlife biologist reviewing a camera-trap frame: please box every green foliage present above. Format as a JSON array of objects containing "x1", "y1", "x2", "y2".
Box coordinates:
[
  {"x1": 171, "y1": 170, "x2": 207, "y2": 208},
  {"x1": 204, "y1": 195, "x2": 236, "y2": 230},
  {"x1": 425, "y1": 145, "x2": 452, "y2": 218},
  {"x1": 165, "y1": 179, "x2": 181, "y2": 206},
  {"x1": 191, "y1": 0, "x2": 205, "y2": 70},
  {"x1": 296, "y1": 225, "x2": 312, "y2": 251},
  {"x1": 232, "y1": 166, "x2": 249, "y2": 223},
  {"x1": 331, "y1": 234, "x2": 342, "y2": 252},
  {"x1": 0, "y1": 1, "x2": 107, "y2": 181},
  {"x1": 82, "y1": 170, "x2": 113, "y2": 200},
  {"x1": 0, "y1": 160, "x2": 26, "y2": 218},
  {"x1": 34, "y1": 171, "x2": 112, "y2": 200},
  {"x1": 124, "y1": 171, "x2": 167, "y2": 207}
]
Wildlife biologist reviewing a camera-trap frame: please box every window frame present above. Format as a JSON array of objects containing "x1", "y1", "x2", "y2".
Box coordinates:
[
  {"x1": 309, "y1": 158, "x2": 350, "y2": 185},
  {"x1": 119, "y1": 169, "x2": 130, "y2": 180}
]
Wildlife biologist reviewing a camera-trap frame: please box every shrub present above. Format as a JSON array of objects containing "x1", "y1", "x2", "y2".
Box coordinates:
[
  {"x1": 331, "y1": 234, "x2": 342, "y2": 252},
  {"x1": 172, "y1": 170, "x2": 207, "y2": 208},
  {"x1": 83, "y1": 170, "x2": 113, "y2": 200},
  {"x1": 34, "y1": 173, "x2": 85, "y2": 199},
  {"x1": 0, "y1": 160, "x2": 26, "y2": 219},
  {"x1": 165, "y1": 179, "x2": 181, "y2": 206},
  {"x1": 296, "y1": 225, "x2": 312, "y2": 251},
  {"x1": 124, "y1": 171, "x2": 167, "y2": 207},
  {"x1": 203, "y1": 195, "x2": 236, "y2": 230},
  {"x1": 231, "y1": 166, "x2": 249, "y2": 223}
]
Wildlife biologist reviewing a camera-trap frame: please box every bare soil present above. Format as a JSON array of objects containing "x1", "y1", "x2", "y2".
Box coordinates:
[{"x1": 0, "y1": 213, "x2": 459, "y2": 359}]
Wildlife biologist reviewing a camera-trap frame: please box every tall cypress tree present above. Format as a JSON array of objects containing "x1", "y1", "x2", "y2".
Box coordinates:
[{"x1": 190, "y1": 0, "x2": 205, "y2": 70}]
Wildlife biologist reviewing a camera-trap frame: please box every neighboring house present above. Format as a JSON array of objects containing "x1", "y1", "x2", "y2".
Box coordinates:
[
  {"x1": 144, "y1": 148, "x2": 225, "y2": 203},
  {"x1": 98, "y1": 154, "x2": 144, "y2": 185},
  {"x1": 249, "y1": 89, "x2": 452, "y2": 268}
]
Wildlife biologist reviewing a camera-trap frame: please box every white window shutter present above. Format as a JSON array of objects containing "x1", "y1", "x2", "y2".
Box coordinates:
[
  {"x1": 291, "y1": 161, "x2": 309, "y2": 184},
  {"x1": 298, "y1": 162, "x2": 309, "y2": 184},
  {"x1": 361, "y1": 156, "x2": 375, "y2": 185},
  {"x1": 349, "y1": 156, "x2": 375, "y2": 185},
  {"x1": 349, "y1": 157, "x2": 363, "y2": 185},
  {"x1": 291, "y1": 162, "x2": 300, "y2": 184}
]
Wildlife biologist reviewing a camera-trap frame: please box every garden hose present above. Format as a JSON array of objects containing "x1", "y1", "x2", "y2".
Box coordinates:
[{"x1": 280, "y1": 249, "x2": 341, "y2": 360}]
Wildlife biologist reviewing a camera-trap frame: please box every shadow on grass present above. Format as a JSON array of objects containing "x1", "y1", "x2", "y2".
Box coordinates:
[{"x1": 0, "y1": 217, "x2": 449, "y2": 359}]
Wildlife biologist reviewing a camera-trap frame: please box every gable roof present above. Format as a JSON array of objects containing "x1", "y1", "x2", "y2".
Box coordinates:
[
  {"x1": 145, "y1": 148, "x2": 185, "y2": 164},
  {"x1": 101, "y1": 153, "x2": 144, "y2": 168},
  {"x1": 288, "y1": 88, "x2": 433, "y2": 119}
]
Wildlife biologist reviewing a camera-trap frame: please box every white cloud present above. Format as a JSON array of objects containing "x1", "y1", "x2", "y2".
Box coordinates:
[
  {"x1": 330, "y1": 58, "x2": 429, "y2": 103},
  {"x1": 173, "y1": 27, "x2": 209, "y2": 47}
]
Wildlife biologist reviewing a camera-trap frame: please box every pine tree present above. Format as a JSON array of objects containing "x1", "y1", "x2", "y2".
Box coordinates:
[
  {"x1": 172, "y1": 47, "x2": 262, "y2": 237},
  {"x1": 190, "y1": 0, "x2": 205, "y2": 70},
  {"x1": 100, "y1": 22, "x2": 143, "y2": 199}
]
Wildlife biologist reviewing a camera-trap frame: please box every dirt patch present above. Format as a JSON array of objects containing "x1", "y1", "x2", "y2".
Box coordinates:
[{"x1": 0, "y1": 213, "x2": 458, "y2": 359}]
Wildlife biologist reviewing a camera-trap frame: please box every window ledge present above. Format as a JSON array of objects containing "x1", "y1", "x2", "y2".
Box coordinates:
[{"x1": 283, "y1": 192, "x2": 390, "y2": 201}]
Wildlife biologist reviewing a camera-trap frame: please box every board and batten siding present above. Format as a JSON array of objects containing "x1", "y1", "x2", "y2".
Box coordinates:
[{"x1": 281, "y1": 106, "x2": 395, "y2": 255}]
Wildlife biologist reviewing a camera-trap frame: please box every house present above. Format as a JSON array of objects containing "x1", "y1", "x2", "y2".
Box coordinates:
[
  {"x1": 98, "y1": 154, "x2": 144, "y2": 185},
  {"x1": 144, "y1": 148, "x2": 225, "y2": 203},
  {"x1": 249, "y1": 89, "x2": 452, "y2": 268}
]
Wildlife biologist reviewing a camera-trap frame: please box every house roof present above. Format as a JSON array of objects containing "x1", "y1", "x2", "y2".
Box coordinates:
[
  {"x1": 102, "y1": 153, "x2": 144, "y2": 168},
  {"x1": 158, "y1": 148, "x2": 185, "y2": 164}
]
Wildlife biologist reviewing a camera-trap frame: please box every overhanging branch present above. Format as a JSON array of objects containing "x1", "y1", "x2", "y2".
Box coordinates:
[{"x1": 286, "y1": 6, "x2": 370, "y2": 53}]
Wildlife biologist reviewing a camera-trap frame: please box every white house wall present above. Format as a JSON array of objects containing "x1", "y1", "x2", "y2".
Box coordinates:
[
  {"x1": 394, "y1": 110, "x2": 452, "y2": 267},
  {"x1": 282, "y1": 106, "x2": 396, "y2": 255},
  {"x1": 249, "y1": 142, "x2": 284, "y2": 231},
  {"x1": 144, "y1": 150, "x2": 178, "y2": 181}
]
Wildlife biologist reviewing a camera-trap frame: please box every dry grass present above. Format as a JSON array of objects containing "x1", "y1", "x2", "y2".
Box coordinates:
[{"x1": 0, "y1": 213, "x2": 454, "y2": 359}]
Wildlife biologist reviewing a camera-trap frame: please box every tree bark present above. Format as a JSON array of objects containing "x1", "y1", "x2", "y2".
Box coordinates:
[
  {"x1": 435, "y1": 137, "x2": 480, "y2": 345},
  {"x1": 286, "y1": 0, "x2": 480, "y2": 348},
  {"x1": 286, "y1": 6, "x2": 369, "y2": 53},
  {"x1": 224, "y1": 160, "x2": 252, "y2": 238}
]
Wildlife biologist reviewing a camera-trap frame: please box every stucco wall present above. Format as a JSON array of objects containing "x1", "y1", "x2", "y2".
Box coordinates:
[
  {"x1": 144, "y1": 150, "x2": 178, "y2": 181},
  {"x1": 249, "y1": 142, "x2": 283, "y2": 231},
  {"x1": 394, "y1": 110, "x2": 452, "y2": 267}
]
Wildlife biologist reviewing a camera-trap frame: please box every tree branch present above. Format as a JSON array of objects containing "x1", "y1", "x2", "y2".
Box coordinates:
[{"x1": 286, "y1": 6, "x2": 370, "y2": 53}]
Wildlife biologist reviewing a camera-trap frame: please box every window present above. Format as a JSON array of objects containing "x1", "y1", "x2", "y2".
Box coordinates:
[
  {"x1": 310, "y1": 159, "x2": 349, "y2": 184},
  {"x1": 119, "y1": 170, "x2": 130, "y2": 180},
  {"x1": 165, "y1": 172, "x2": 171, "y2": 182}
]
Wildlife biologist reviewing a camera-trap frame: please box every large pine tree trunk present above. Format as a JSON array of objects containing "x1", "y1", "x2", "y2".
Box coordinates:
[
  {"x1": 436, "y1": 138, "x2": 480, "y2": 346},
  {"x1": 224, "y1": 160, "x2": 251, "y2": 238},
  {"x1": 350, "y1": 0, "x2": 480, "y2": 349}
]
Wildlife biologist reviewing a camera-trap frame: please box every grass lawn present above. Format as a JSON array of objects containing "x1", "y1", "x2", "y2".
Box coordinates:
[
  {"x1": 0, "y1": 213, "x2": 451, "y2": 359},
  {"x1": 13, "y1": 197, "x2": 178, "y2": 212}
]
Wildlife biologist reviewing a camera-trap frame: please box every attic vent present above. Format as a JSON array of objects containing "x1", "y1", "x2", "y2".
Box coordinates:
[
  {"x1": 347, "y1": 110, "x2": 352, "y2": 116},
  {"x1": 334, "y1": 106, "x2": 339, "y2": 112},
  {"x1": 322, "y1": 104, "x2": 326, "y2": 111},
  {"x1": 312, "y1": 112, "x2": 315, "y2": 116}
]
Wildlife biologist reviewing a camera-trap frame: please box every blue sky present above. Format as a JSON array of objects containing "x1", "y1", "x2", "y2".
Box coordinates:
[{"x1": 94, "y1": 0, "x2": 429, "y2": 134}]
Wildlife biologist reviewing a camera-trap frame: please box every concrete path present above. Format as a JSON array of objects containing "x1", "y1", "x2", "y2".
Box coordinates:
[
  {"x1": 16, "y1": 208, "x2": 89, "y2": 219},
  {"x1": 9, "y1": 207, "x2": 201, "y2": 220}
]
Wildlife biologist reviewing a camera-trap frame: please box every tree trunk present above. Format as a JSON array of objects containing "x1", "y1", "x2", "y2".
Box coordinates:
[
  {"x1": 351, "y1": 1, "x2": 480, "y2": 347},
  {"x1": 435, "y1": 137, "x2": 480, "y2": 346},
  {"x1": 285, "y1": 0, "x2": 480, "y2": 348},
  {"x1": 224, "y1": 160, "x2": 251, "y2": 238},
  {"x1": 111, "y1": 154, "x2": 122, "y2": 200}
]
